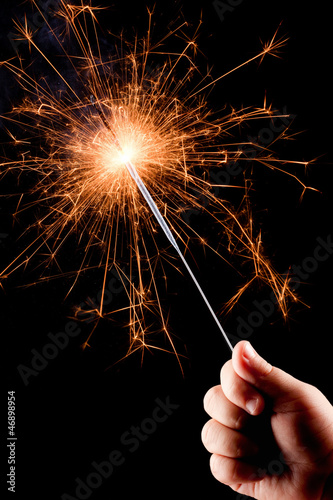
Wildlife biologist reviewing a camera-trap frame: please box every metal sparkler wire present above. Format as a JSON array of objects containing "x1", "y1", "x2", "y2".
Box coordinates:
[{"x1": 125, "y1": 158, "x2": 234, "y2": 353}]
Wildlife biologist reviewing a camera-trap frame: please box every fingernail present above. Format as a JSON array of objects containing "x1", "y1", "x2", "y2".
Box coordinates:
[
  {"x1": 243, "y1": 342, "x2": 257, "y2": 361},
  {"x1": 246, "y1": 398, "x2": 258, "y2": 415},
  {"x1": 242, "y1": 342, "x2": 273, "y2": 376}
]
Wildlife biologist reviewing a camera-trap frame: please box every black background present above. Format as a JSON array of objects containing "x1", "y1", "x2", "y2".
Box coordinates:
[{"x1": 1, "y1": 1, "x2": 333, "y2": 499}]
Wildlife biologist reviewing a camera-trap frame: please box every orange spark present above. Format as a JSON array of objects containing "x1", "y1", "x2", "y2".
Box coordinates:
[{"x1": 0, "y1": 1, "x2": 314, "y2": 367}]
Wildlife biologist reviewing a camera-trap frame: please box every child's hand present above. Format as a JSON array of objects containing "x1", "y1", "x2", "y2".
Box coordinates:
[{"x1": 201, "y1": 341, "x2": 333, "y2": 499}]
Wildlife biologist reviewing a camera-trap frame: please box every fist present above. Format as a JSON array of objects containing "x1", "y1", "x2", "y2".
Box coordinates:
[{"x1": 201, "y1": 341, "x2": 333, "y2": 499}]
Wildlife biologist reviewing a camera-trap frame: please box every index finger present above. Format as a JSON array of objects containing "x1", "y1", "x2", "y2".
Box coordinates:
[{"x1": 204, "y1": 384, "x2": 249, "y2": 430}]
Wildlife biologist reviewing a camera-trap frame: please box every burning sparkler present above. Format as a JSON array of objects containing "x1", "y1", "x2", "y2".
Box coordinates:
[
  {"x1": 91, "y1": 93, "x2": 234, "y2": 352},
  {"x1": 0, "y1": 1, "x2": 315, "y2": 366}
]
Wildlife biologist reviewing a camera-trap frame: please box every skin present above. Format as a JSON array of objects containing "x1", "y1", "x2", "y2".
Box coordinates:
[{"x1": 201, "y1": 341, "x2": 333, "y2": 499}]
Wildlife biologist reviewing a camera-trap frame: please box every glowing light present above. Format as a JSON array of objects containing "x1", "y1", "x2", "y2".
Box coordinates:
[
  {"x1": 0, "y1": 1, "x2": 316, "y2": 367},
  {"x1": 119, "y1": 147, "x2": 134, "y2": 165}
]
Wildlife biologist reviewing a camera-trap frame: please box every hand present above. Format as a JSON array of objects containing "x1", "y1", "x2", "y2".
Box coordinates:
[{"x1": 201, "y1": 341, "x2": 333, "y2": 499}]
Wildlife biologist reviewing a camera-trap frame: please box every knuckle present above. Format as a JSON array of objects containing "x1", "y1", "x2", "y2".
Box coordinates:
[
  {"x1": 225, "y1": 376, "x2": 238, "y2": 402},
  {"x1": 220, "y1": 359, "x2": 232, "y2": 385},
  {"x1": 302, "y1": 382, "x2": 322, "y2": 399},
  {"x1": 234, "y1": 412, "x2": 246, "y2": 430},
  {"x1": 201, "y1": 419, "x2": 214, "y2": 447},
  {"x1": 209, "y1": 453, "x2": 221, "y2": 479},
  {"x1": 221, "y1": 362, "x2": 239, "y2": 402},
  {"x1": 226, "y1": 432, "x2": 241, "y2": 457},
  {"x1": 203, "y1": 385, "x2": 220, "y2": 414},
  {"x1": 234, "y1": 436, "x2": 246, "y2": 458},
  {"x1": 229, "y1": 459, "x2": 243, "y2": 484},
  {"x1": 210, "y1": 454, "x2": 235, "y2": 485},
  {"x1": 202, "y1": 419, "x2": 225, "y2": 453}
]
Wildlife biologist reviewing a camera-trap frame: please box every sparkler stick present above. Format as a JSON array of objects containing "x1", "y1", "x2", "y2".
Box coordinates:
[
  {"x1": 125, "y1": 157, "x2": 234, "y2": 353},
  {"x1": 91, "y1": 95, "x2": 233, "y2": 352}
]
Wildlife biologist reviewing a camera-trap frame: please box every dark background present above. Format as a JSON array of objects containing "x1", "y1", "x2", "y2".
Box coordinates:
[{"x1": 1, "y1": 1, "x2": 332, "y2": 499}]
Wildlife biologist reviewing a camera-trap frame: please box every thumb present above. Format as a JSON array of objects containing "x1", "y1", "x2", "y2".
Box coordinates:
[{"x1": 232, "y1": 341, "x2": 312, "y2": 413}]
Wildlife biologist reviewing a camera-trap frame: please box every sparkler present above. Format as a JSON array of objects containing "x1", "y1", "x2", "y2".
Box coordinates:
[
  {"x1": 91, "y1": 94, "x2": 234, "y2": 352},
  {"x1": 0, "y1": 1, "x2": 314, "y2": 366}
]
